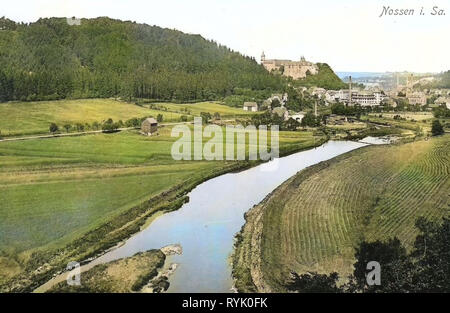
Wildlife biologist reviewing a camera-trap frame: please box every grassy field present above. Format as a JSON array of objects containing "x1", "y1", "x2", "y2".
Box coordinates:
[
  {"x1": 144, "y1": 101, "x2": 256, "y2": 118},
  {"x1": 48, "y1": 250, "x2": 165, "y2": 293},
  {"x1": 0, "y1": 99, "x2": 255, "y2": 137},
  {"x1": 233, "y1": 135, "x2": 450, "y2": 292},
  {"x1": 370, "y1": 112, "x2": 434, "y2": 121},
  {"x1": 360, "y1": 113, "x2": 433, "y2": 134},
  {"x1": 325, "y1": 121, "x2": 368, "y2": 131},
  {"x1": 0, "y1": 123, "x2": 324, "y2": 290}
]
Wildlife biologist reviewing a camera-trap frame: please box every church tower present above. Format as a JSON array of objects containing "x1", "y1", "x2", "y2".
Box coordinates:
[{"x1": 261, "y1": 51, "x2": 265, "y2": 63}]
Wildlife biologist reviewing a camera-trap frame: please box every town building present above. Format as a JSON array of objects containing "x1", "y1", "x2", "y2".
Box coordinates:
[
  {"x1": 352, "y1": 92, "x2": 386, "y2": 106},
  {"x1": 324, "y1": 90, "x2": 338, "y2": 104},
  {"x1": 332, "y1": 89, "x2": 386, "y2": 106},
  {"x1": 311, "y1": 87, "x2": 327, "y2": 98},
  {"x1": 435, "y1": 96, "x2": 450, "y2": 109},
  {"x1": 407, "y1": 92, "x2": 427, "y2": 106},
  {"x1": 289, "y1": 113, "x2": 305, "y2": 123}
]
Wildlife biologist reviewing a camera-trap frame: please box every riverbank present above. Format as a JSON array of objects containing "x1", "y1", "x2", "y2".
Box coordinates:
[
  {"x1": 6, "y1": 162, "x2": 244, "y2": 293},
  {"x1": 35, "y1": 135, "x2": 335, "y2": 293},
  {"x1": 71, "y1": 140, "x2": 364, "y2": 292},
  {"x1": 47, "y1": 249, "x2": 165, "y2": 292},
  {"x1": 232, "y1": 135, "x2": 449, "y2": 292}
]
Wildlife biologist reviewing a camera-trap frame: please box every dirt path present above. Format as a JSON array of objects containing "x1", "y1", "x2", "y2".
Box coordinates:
[{"x1": 0, "y1": 122, "x2": 194, "y2": 143}]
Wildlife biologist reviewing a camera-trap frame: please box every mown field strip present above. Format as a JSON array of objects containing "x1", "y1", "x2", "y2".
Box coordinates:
[{"x1": 233, "y1": 135, "x2": 450, "y2": 292}]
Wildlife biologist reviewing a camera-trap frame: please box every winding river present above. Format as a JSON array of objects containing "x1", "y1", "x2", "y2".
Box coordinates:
[{"x1": 37, "y1": 139, "x2": 386, "y2": 293}]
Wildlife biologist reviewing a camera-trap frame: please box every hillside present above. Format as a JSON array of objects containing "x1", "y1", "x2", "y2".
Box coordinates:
[
  {"x1": 431, "y1": 70, "x2": 450, "y2": 89},
  {"x1": 0, "y1": 17, "x2": 284, "y2": 102},
  {"x1": 294, "y1": 63, "x2": 347, "y2": 90},
  {"x1": 232, "y1": 136, "x2": 450, "y2": 292},
  {"x1": 0, "y1": 99, "x2": 254, "y2": 137}
]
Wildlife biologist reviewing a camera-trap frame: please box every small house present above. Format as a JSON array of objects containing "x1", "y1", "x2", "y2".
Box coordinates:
[
  {"x1": 243, "y1": 102, "x2": 258, "y2": 112},
  {"x1": 289, "y1": 113, "x2": 305, "y2": 123},
  {"x1": 141, "y1": 117, "x2": 158, "y2": 136}
]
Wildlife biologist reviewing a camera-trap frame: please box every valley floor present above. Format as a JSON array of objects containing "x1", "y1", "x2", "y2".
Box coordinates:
[{"x1": 0, "y1": 119, "x2": 324, "y2": 291}]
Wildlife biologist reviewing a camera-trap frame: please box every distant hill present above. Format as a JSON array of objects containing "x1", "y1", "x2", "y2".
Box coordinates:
[
  {"x1": 0, "y1": 17, "x2": 284, "y2": 102},
  {"x1": 336, "y1": 72, "x2": 389, "y2": 79},
  {"x1": 431, "y1": 70, "x2": 450, "y2": 88},
  {"x1": 294, "y1": 63, "x2": 346, "y2": 90}
]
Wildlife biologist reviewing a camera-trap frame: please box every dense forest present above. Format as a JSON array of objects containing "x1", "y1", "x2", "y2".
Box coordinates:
[{"x1": 0, "y1": 17, "x2": 285, "y2": 102}]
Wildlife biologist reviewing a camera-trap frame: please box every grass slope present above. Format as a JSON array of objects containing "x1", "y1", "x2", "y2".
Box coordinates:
[
  {"x1": 0, "y1": 99, "x2": 259, "y2": 137},
  {"x1": 0, "y1": 125, "x2": 324, "y2": 289},
  {"x1": 147, "y1": 101, "x2": 256, "y2": 118},
  {"x1": 47, "y1": 250, "x2": 165, "y2": 292},
  {"x1": 233, "y1": 135, "x2": 450, "y2": 292},
  {"x1": 295, "y1": 63, "x2": 346, "y2": 90},
  {"x1": 0, "y1": 98, "x2": 185, "y2": 137}
]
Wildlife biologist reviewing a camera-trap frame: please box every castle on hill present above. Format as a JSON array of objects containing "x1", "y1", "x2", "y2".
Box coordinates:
[{"x1": 261, "y1": 52, "x2": 318, "y2": 79}]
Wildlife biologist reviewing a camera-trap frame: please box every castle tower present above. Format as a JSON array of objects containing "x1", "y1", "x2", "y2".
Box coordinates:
[
  {"x1": 261, "y1": 51, "x2": 265, "y2": 63},
  {"x1": 409, "y1": 73, "x2": 414, "y2": 87}
]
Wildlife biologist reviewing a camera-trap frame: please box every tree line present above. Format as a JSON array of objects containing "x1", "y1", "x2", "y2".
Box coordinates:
[{"x1": 0, "y1": 17, "x2": 284, "y2": 103}]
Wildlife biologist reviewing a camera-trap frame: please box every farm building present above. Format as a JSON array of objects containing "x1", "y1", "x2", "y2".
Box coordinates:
[
  {"x1": 243, "y1": 102, "x2": 258, "y2": 112},
  {"x1": 141, "y1": 117, "x2": 158, "y2": 135}
]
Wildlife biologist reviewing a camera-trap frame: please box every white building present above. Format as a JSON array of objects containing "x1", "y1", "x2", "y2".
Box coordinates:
[
  {"x1": 333, "y1": 89, "x2": 386, "y2": 106},
  {"x1": 243, "y1": 102, "x2": 258, "y2": 112},
  {"x1": 289, "y1": 113, "x2": 305, "y2": 123}
]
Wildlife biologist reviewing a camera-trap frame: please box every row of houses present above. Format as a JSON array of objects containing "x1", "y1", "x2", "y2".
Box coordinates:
[
  {"x1": 316, "y1": 88, "x2": 388, "y2": 106},
  {"x1": 243, "y1": 93, "x2": 288, "y2": 112},
  {"x1": 243, "y1": 86, "x2": 449, "y2": 116},
  {"x1": 317, "y1": 87, "x2": 445, "y2": 107},
  {"x1": 243, "y1": 97, "x2": 305, "y2": 122}
]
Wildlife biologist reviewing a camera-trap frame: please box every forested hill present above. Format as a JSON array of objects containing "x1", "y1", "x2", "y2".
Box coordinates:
[{"x1": 0, "y1": 17, "x2": 284, "y2": 102}]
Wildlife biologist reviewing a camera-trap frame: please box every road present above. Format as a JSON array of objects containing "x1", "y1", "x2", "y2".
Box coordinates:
[{"x1": 0, "y1": 121, "x2": 195, "y2": 143}]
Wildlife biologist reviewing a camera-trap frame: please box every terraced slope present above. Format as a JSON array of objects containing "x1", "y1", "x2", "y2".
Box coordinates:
[{"x1": 233, "y1": 136, "x2": 450, "y2": 292}]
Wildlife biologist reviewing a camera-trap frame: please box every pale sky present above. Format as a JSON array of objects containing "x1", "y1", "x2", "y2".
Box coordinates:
[{"x1": 2, "y1": 0, "x2": 449, "y2": 72}]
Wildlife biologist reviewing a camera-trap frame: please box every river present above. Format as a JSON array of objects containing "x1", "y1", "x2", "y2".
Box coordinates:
[{"x1": 37, "y1": 139, "x2": 383, "y2": 293}]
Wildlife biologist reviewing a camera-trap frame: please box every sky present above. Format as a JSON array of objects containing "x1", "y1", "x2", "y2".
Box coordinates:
[{"x1": 2, "y1": 0, "x2": 449, "y2": 72}]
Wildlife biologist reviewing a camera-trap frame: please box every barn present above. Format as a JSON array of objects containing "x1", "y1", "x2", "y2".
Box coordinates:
[
  {"x1": 141, "y1": 117, "x2": 158, "y2": 136},
  {"x1": 243, "y1": 102, "x2": 258, "y2": 112}
]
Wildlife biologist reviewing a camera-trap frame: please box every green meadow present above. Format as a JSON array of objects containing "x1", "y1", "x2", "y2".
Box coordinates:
[
  {"x1": 233, "y1": 135, "x2": 450, "y2": 292},
  {"x1": 146, "y1": 101, "x2": 257, "y2": 118},
  {"x1": 0, "y1": 122, "x2": 324, "y2": 286}
]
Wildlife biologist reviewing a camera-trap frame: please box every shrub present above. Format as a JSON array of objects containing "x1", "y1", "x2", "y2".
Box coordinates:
[
  {"x1": 431, "y1": 120, "x2": 444, "y2": 136},
  {"x1": 49, "y1": 123, "x2": 59, "y2": 133}
]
